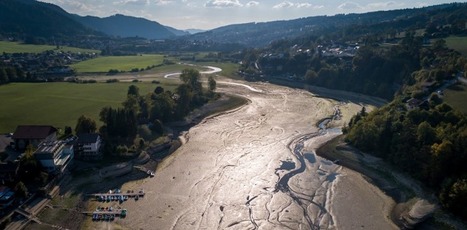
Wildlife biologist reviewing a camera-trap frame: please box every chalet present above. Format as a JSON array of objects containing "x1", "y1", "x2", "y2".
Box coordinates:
[
  {"x1": 12, "y1": 125, "x2": 57, "y2": 151},
  {"x1": 421, "y1": 81, "x2": 436, "y2": 92},
  {"x1": 406, "y1": 98, "x2": 423, "y2": 110},
  {"x1": 34, "y1": 141, "x2": 74, "y2": 173},
  {"x1": 76, "y1": 133, "x2": 102, "y2": 160},
  {"x1": 407, "y1": 98, "x2": 429, "y2": 110}
]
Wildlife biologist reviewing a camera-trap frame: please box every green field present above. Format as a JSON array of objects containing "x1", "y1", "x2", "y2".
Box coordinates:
[
  {"x1": 444, "y1": 83, "x2": 467, "y2": 114},
  {"x1": 445, "y1": 36, "x2": 467, "y2": 56},
  {"x1": 71, "y1": 55, "x2": 164, "y2": 73},
  {"x1": 0, "y1": 82, "x2": 178, "y2": 133},
  {"x1": 0, "y1": 41, "x2": 99, "y2": 54}
]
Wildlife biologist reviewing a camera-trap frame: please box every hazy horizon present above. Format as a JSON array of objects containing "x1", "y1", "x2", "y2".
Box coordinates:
[{"x1": 39, "y1": 0, "x2": 467, "y2": 30}]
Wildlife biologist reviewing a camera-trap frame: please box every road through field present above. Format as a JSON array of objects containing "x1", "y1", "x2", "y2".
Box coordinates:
[{"x1": 115, "y1": 79, "x2": 396, "y2": 230}]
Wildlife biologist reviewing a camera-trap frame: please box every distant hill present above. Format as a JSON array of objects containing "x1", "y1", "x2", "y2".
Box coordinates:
[
  {"x1": 185, "y1": 29, "x2": 205, "y2": 35},
  {"x1": 0, "y1": 0, "x2": 97, "y2": 39},
  {"x1": 74, "y1": 14, "x2": 177, "y2": 40},
  {"x1": 188, "y1": 3, "x2": 467, "y2": 47},
  {"x1": 0, "y1": 0, "x2": 189, "y2": 41},
  {"x1": 165, "y1": 26, "x2": 190, "y2": 37}
]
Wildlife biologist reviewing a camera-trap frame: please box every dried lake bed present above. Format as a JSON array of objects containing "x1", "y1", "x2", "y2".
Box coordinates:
[{"x1": 93, "y1": 80, "x2": 397, "y2": 230}]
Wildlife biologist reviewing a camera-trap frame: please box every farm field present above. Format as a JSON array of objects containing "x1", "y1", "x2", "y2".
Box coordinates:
[
  {"x1": 0, "y1": 41, "x2": 99, "y2": 54},
  {"x1": 0, "y1": 82, "x2": 177, "y2": 133},
  {"x1": 445, "y1": 36, "x2": 467, "y2": 56},
  {"x1": 444, "y1": 83, "x2": 467, "y2": 114},
  {"x1": 71, "y1": 55, "x2": 164, "y2": 73}
]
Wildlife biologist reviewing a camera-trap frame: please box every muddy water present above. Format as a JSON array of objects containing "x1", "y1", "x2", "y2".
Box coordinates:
[{"x1": 119, "y1": 81, "x2": 395, "y2": 230}]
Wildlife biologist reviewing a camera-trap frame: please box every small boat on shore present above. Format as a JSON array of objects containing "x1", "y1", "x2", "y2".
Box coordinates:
[{"x1": 147, "y1": 170, "x2": 155, "y2": 177}]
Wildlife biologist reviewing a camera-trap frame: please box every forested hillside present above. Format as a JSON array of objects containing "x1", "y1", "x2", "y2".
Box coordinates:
[
  {"x1": 0, "y1": 0, "x2": 97, "y2": 41},
  {"x1": 189, "y1": 3, "x2": 467, "y2": 47},
  {"x1": 73, "y1": 14, "x2": 178, "y2": 40},
  {"x1": 342, "y1": 25, "x2": 467, "y2": 221},
  {"x1": 238, "y1": 3, "x2": 467, "y2": 100}
]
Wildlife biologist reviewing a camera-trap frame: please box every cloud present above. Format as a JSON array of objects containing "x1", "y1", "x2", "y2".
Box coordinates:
[
  {"x1": 114, "y1": 0, "x2": 150, "y2": 6},
  {"x1": 245, "y1": 1, "x2": 259, "y2": 7},
  {"x1": 153, "y1": 0, "x2": 175, "y2": 5},
  {"x1": 204, "y1": 0, "x2": 243, "y2": 8},
  {"x1": 337, "y1": 2, "x2": 363, "y2": 10},
  {"x1": 273, "y1": 1, "x2": 294, "y2": 9},
  {"x1": 367, "y1": 1, "x2": 405, "y2": 10},
  {"x1": 296, "y1": 3, "x2": 312, "y2": 8},
  {"x1": 42, "y1": 0, "x2": 106, "y2": 16},
  {"x1": 273, "y1": 1, "x2": 320, "y2": 9}
]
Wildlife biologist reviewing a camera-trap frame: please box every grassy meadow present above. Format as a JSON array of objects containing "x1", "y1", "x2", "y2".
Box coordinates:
[
  {"x1": 444, "y1": 83, "x2": 467, "y2": 114},
  {"x1": 0, "y1": 41, "x2": 99, "y2": 54},
  {"x1": 445, "y1": 36, "x2": 467, "y2": 56},
  {"x1": 71, "y1": 55, "x2": 164, "y2": 73},
  {"x1": 0, "y1": 82, "x2": 177, "y2": 133}
]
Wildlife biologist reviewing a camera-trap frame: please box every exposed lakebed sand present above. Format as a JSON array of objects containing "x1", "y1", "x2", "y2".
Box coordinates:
[{"x1": 91, "y1": 80, "x2": 396, "y2": 230}]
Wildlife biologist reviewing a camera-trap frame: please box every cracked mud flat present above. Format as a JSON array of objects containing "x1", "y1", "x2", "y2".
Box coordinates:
[{"x1": 114, "y1": 81, "x2": 397, "y2": 230}]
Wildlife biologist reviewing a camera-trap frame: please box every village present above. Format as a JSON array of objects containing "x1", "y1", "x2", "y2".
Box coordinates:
[
  {"x1": 0, "y1": 50, "x2": 97, "y2": 79},
  {"x1": 0, "y1": 124, "x2": 158, "y2": 229}
]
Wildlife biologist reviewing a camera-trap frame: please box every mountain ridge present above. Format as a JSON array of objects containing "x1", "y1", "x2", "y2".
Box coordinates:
[
  {"x1": 0, "y1": 0, "x2": 191, "y2": 40},
  {"x1": 73, "y1": 14, "x2": 179, "y2": 39}
]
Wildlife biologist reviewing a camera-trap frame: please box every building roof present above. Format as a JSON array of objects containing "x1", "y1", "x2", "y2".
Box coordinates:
[
  {"x1": 407, "y1": 98, "x2": 423, "y2": 106},
  {"x1": 35, "y1": 141, "x2": 64, "y2": 155},
  {"x1": 77, "y1": 133, "x2": 100, "y2": 144},
  {"x1": 12, "y1": 125, "x2": 57, "y2": 139}
]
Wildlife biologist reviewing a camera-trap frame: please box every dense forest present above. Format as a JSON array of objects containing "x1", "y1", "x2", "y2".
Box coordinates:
[{"x1": 342, "y1": 40, "x2": 467, "y2": 219}]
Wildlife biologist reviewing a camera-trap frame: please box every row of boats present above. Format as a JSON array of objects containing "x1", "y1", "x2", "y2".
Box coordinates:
[
  {"x1": 88, "y1": 188, "x2": 143, "y2": 222},
  {"x1": 92, "y1": 189, "x2": 145, "y2": 202},
  {"x1": 91, "y1": 208, "x2": 127, "y2": 221}
]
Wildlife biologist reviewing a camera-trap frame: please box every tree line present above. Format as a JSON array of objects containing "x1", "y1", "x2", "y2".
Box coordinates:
[
  {"x1": 344, "y1": 42, "x2": 467, "y2": 219},
  {"x1": 75, "y1": 68, "x2": 217, "y2": 156}
]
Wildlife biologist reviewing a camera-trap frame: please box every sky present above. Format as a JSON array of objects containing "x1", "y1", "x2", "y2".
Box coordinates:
[{"x1": 40, "y1": 0, "x2": 467, "y2": 30}]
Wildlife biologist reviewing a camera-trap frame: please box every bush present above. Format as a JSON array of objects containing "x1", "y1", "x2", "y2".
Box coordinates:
[
  {"x1": 107, "y1": 69, "x2": 119, "y2": 75},
  {"x1": 116, "y1": 145, "x2": 128, "y2": 155},
  {"x1": 150, "y1": 120, "x2": 164, "y2": 135},
  {"x1": 152, "y1": 80, "x2": 160, "y2": 84},
  {"x1": 138, "y1": 125, "x2": 152, "y2": 140},
  {"x1": 106, "y1": 79, "x2": 119, "y2": 83}
]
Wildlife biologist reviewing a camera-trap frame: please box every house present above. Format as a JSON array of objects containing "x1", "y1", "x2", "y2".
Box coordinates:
[
  {"x1": 0, "y1": 161, "x2": 20, "y2": 184},
  {"x1": 34, "y1": 141, "x2": 73, "y2": 173},
  {"x1": 406, "y1": 98, "x2": 423, "y2": 110},
  {"x1": 406, "y1": 98, "x2": 429, "y2": 110},
  {"x1": 12, "y1": 125, "x2": 57, "y2": 151},
  {"x1": 0, "y1": 186, "x2": 15, "y2": 210},
  {"x1": 421, "y1": 81, "x2": 436, "y2": 92},
  {"x1": 76, "y1": 133, "x2": 102, "y2": 160}
]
